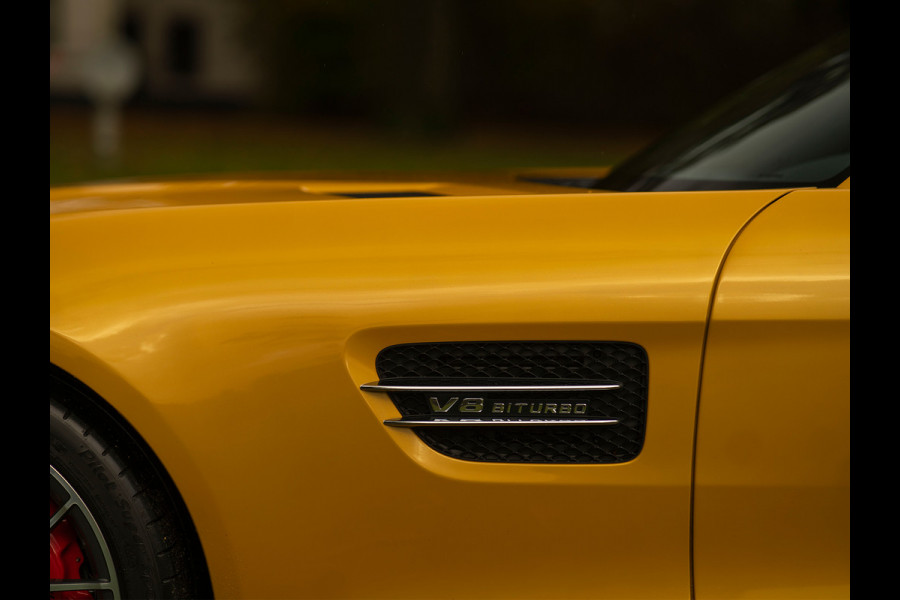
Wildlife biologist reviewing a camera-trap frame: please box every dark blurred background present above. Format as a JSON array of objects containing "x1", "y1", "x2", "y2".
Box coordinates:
[{"x1": 50, "y1": 0, "x2": 850, "y2": 186}]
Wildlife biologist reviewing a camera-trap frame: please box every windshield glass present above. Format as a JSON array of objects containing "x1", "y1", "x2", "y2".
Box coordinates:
[{"x1": 596, "y1": 35, "x2": 850, "y2": 192}]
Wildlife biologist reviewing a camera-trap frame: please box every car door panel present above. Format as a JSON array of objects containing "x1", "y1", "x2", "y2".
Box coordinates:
[{"x1": 694, "y1": 188, "x2": 850, "y2": 599}]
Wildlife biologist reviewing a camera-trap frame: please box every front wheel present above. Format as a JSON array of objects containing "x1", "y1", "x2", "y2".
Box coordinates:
[{"x1": 50, "y1": 371, "x2": 211, "y2": 599}]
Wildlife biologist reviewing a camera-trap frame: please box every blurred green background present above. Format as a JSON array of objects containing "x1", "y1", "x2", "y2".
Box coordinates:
[{"x1": 50, "y1": 0, "x2": 849, "y2": 187}]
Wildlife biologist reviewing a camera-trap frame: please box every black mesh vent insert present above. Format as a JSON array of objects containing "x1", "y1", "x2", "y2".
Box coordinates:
[{"x1": 375, "y1": 341, "x2": 648, "y2": 463}]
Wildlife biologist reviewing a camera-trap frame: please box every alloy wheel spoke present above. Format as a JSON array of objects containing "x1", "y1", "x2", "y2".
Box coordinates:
[
  {"x1": 49, "y1": 496, "x2": 75, "y2": 531},
  {"x1": 50, "y1": 579, "x2": 116, "y2": 592},
  {"x1": 49, "y1": 465, "x2": 122, "y2": 599}
]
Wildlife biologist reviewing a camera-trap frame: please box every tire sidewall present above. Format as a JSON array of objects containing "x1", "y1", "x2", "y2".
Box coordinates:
[{"x1": 50, "y1": 397, "x2": 164, "y2": 599}]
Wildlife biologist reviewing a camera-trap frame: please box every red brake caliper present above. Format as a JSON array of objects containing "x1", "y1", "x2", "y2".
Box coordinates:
[{"x1": 50, "y1": 500, "x2": 94, "y2": 600}]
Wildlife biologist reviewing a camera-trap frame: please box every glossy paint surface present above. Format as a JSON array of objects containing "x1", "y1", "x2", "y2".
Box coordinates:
[
  {"x1": 694, "y1": 188, "x2": 850, "y2": 599},
  {"x1": 50, "y1": 173, "x2": 847, "y2": 598}
]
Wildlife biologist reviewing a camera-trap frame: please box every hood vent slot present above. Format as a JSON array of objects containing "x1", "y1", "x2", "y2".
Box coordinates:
[{"x1": 334, "y1": 191, "x2": 445, "y2": 198}]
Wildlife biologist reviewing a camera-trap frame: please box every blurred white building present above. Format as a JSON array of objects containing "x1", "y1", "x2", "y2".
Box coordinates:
[{"x1": 50, "y1": 0, "x2": 260, "y2": 104}]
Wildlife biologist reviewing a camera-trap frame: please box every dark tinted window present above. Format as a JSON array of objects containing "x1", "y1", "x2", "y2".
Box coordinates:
[{"x1": 598, "y1": 36, "x2": 850, "y2": 192}]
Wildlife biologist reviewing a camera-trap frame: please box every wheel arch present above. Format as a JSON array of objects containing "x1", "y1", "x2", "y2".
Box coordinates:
[{"x1": 50, "y1": 334, "x2": 219, "y2": 598}]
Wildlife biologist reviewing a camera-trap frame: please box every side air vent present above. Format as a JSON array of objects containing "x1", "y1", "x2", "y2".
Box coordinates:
[{"x1": 362, "y1": 341, "x2": 648, "y2": 464}]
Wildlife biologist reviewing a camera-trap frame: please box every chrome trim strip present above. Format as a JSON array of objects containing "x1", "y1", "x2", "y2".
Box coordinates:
[
  {"x1": 361, "y1": 382, "x2": 621, "y2": 393},
  {"x1": 383, "y1": 417, "x2": 619, "y2": 427}
]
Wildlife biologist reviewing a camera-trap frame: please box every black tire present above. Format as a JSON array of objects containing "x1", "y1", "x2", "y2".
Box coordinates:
[{"x1": 49, "y1": 369, "x2": 212, "y2": 599}]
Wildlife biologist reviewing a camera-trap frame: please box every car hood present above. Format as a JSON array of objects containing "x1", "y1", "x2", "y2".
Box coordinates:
[
  {"x1": 49, "y1": 168, "x2": 609, "y2": 216},
  {"x1": 51, "y1": 168, "x2": 794, "y2": 357}
]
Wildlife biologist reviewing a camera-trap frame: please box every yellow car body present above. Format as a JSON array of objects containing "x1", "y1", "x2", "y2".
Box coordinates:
[
  {"x1": 50, "y1": 35, "x2": 849, "y2": 599},
  {"x1": 50, "y1": 169, "x2": 848, "y2": 598}
]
